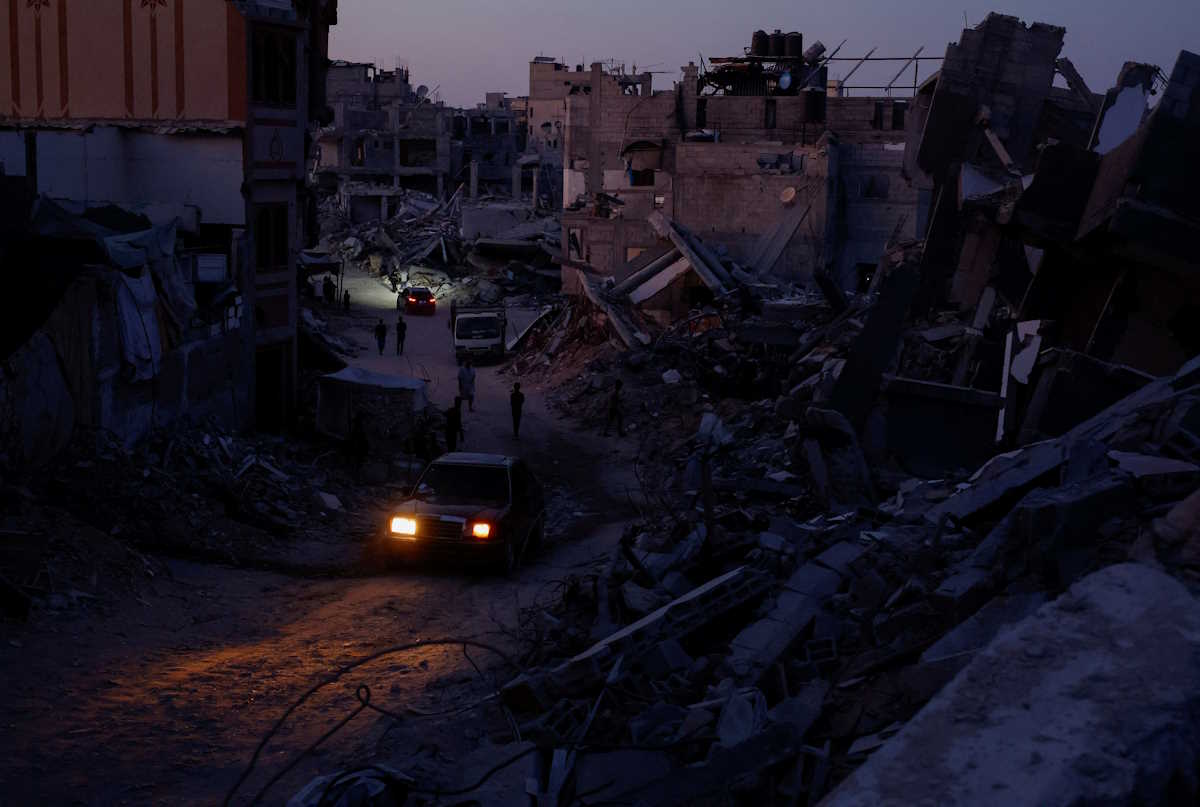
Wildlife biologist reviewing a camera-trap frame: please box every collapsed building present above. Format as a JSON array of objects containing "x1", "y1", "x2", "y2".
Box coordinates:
[
  {"x1": 316, "y1": 60, "x2": 453, "y2": 218},
  {"x1": 0, "y1": 0, "x2": 337, "y2": 465},
  {"x1": 560, "y1": 34, "x2": 925, "y2": 311}
]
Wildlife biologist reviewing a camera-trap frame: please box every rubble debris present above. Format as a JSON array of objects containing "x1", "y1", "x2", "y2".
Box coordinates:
[{"x1": 824, "y1": 564, "x2": 1200, "y2": 807}]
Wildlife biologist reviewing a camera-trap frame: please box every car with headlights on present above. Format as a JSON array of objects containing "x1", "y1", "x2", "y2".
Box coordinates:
[{"x1": 387, "y1": 453, "x2": 544, "y2": 573}]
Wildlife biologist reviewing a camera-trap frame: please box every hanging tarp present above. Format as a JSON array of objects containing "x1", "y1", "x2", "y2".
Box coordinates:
[{"x1": 115, "y1": 270, "x2": 162, "y2": 381}]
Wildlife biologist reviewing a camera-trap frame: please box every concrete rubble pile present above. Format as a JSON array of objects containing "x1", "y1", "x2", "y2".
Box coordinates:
[
  {"x1": 315, "y1": 185, "x2": 562, "y2": 308},
  {"x1": 40, "y1": 422, "x2": 390, "y2": 571},
  {"x1": 457, "y1": 13, "x2": 1200, "y2": 806}
]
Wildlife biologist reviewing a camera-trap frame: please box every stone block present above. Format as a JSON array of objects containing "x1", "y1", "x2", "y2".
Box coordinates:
[
  {"x1": 783, "y1": 563, "x2": 843, "y2": 599},
  {"x1": 824, "y1": 564, "x2": 1200, "y2": 807}
]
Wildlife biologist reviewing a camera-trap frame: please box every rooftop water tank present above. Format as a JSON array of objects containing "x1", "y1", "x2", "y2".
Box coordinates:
[
  {"x1": 751, "y1": 30, "x2": 769, "y2": 57},
  {"x1": 785, "y1": 32, "x2": 804, "y2": 59},
  {"x1": 769, "y1": 30, "x2": 786, "y2": 58}
]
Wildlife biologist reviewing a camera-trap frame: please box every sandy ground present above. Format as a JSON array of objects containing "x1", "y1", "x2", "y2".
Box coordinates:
[{"x1": 0, "y1": 268, "x2": 640, "y2": 805}]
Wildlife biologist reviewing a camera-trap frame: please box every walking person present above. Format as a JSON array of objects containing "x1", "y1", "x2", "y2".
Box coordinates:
[
  {"x1": 396, "y1": 290, "x2": 404, "y2": 311},
  {"x1": 602, "y1": 379, "x2": 625, "y2": 437},
  {"x1": 457, "y1": 358, "x2": 477, "y2": 412},
  {"x1": 342, "y1": 289, "x2": 351, "y2": 311},
  {"x1": 445, "y1": 397, "x2": 465, "y2": 452},
  {"x1": 395, "y1": 315, "x2": 407, "y2": 356},
  {"x1": 449, "y1": 299, "x2": 458, "y2": 332},
  {"x1": 374, "y1": 318, "x2": 387, "y2": 356},
  {"x1": 510, "y1": 382, "x2": 525, "y2": 439}
]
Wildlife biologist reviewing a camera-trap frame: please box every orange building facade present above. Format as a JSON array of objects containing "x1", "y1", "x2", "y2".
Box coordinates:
[{"x1": 1, "y1": 0, "x2": 338, "y2": 429}]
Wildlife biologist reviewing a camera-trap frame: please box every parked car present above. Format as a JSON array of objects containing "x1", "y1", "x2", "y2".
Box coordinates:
[
  {"x1": 386, "y1": 453, "x2": 545, "y2": 573},
  {"x1": 404, "y1": 287, "x2": 437, "y2": 315}
]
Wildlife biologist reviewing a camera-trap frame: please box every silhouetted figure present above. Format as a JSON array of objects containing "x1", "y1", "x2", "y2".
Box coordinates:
[
  {"x1": 396, "y1": 290, "x2": 404, "y2": 310},
  {"x1": 396, "y1": 316, "x2": 407, "y2": 355},
  {"x1": 445, "y1": 397, "x2": 465, "y2": 452},
  {"x1": 449, "y1": 299, "x2": 458, "y2": 331},
  {"x1": 374, "y1": 319, "x2": 387, "y2": 356},
  {"x1": 342, "y1": 289, "x2": 351, "y2": 311},
  {"x1": 457, "y1": 358, "x2": 476, "y2": 412},
  {"x1": 602, "y1": 379, "x2": 625, "y2": 437},
  {"x1": 511, "y1": 382, "x2": 525, "y2": 438},
  {"x1": 323, "y1": 275, "x2": 336, "y2": 305}
]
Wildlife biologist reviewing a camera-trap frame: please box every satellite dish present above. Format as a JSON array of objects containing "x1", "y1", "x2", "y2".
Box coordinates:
[
  {"x1": 778, "y1": 71, "x2": 793, "y2": 91},
  {"x1": 416, "y1": 85, "x2": 429, "y2": 99}
]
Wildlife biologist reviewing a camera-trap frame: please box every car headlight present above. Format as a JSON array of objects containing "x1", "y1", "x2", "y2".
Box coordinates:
[
  {"x1": 471, "y1": 522, "x2": 492, "y2": 539},
  {"x1": 391, "y1": 516, "x2": 417, "y2": 538}
]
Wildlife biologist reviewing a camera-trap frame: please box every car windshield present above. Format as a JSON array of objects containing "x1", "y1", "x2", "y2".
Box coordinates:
[
  {"x1": 456, "y1": 317, "x2": 502, "y2": 340},
  {"x1": 410, "y1": 289, "x2": 431, "y2": 300},
  {"x1": 416, "y1": 463, "x2": 509, "y2": 506}
]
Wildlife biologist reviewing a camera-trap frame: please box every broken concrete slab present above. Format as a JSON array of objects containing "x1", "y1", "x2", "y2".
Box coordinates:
[
  {"x1": 823, "y1": 563, "x2": 1200, "y2": 807},
  {"x1": 716, "y1": 689, "x2": 768, "y2": 748},
  {"x1": 313, "y1": 490, "x2": 343, "y2": 511},
  {"x1": 926, "y1": 439, "x2": 1067, "y2": 525},
  {"x1": 783, "y1": 563, "x2": 844, "y2": 600},
  {"x1": 502, "y1": 566, "x2": 768, "y2": 711},
  {"x1": 815, "y1": 541, "x2": 867, "y2": 577},
  {"x1": 920, "y1": 591, "x2": 1048, "y2": 662},
  {"x1": 768, "y1": 680, "x2": 829, "y2": 739}
]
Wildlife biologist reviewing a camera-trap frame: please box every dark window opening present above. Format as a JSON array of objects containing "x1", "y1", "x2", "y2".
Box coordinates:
[
  {"x1": 568, "y1": 228, "x2": 583, "y2": 261},
  {"x1": 805, "y1": 89, "x2": 826, "y2": 123},
  {"x1": 495, "y1": 120, "x2": 510, "y2": 135},
  {"x1": 470, "y1": 117, "x2": 490, "y2": 135},
  {"x1": 855, "y1": 262, "x2": 876, "y2": 293},
  {"x1": 696, "y1": 98, "x2": 708, "y2": 128},
  {"x1": 872, "y1": 100, "x2": 886, "y2": 130},
  {"x1": 630, "y1": 168, "x2": 655, "y2": 187},
  {"x1": 255, "y1": 204, "x2": 290, "y2": 272},
  {"x1": 765, "y1": 99, "x2": 777, "y2": 129},
  {"x1": 251, "y1": 28, "x2": 297, "y2": 108},
  {"x1": 861, "y1": 175, "x2": 891, "y2": 199},
  {"x1": 892, "y1": 101, "x2": 908, "y2": 130},
  {"x1": 351, "y1": 138, "x2": 365, "y2": 166}
]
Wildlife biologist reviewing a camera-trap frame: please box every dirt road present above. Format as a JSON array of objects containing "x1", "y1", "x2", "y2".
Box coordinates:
[{"x1": 0, "y1": 271, "x2": 638, "y2": 805}]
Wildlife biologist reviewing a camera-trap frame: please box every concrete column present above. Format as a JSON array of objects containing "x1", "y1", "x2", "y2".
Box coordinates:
[
  {"x1": 437, "y1": 173, "x2": 445, "y2": 199},
  {"x1": 392, "y1": 132, "x2": 400, "y2": 188},
  {"x1": 512, "y1": 164, "x2": 521, "y2": 199},
  {"x1": 470, "y1": 160, "x2": 479, "y2": 199},
  {"x1": 380, "y1": 195, "x2": 388, "y2": 221},
  {"x1": 531, "y1": 168, "x2": 539, "y2": 210}
]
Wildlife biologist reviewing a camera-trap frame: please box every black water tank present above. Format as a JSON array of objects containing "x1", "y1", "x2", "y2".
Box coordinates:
[
  {"x1": 751, "y1": 30, "x2": 769, "y2": 57},
  {"x1": 785, "y1": 32, "x2": 804, "y2": 59},
  {"x1": 769, "y1": 29, "x2": 786, "y2": 58}
]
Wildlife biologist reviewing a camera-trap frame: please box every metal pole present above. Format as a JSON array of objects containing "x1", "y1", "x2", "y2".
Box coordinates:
[
  {"x1": 839, "y1": 47, "x2": 878, "y2": 85},
  {"x1": 885, "y1": 47, "x2": 925, "y2": 95}
]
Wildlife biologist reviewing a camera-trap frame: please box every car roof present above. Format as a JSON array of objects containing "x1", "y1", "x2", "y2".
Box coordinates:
[
  {"x1": 409, "y1": 287, "x2": 431, "y2": 294},
  {"x1": 433, "y1": 452, "x2": 515, "y2": 468}
]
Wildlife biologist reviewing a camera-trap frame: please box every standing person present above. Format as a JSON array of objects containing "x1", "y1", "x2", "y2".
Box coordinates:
[
  {"x1": 445, "y1": 397, "x2": 465, "y2": 452},
  {"x1": 395, "y1": 315, "x2": 407, "y2": 356},
  {"x1": 374, "y1": 318, "x2": 387, "y2": 356},
  {"x1": 396, "y1": 290, "x2": 404, "y2": 312},
  {"x1": 510, "y1": 382, "x2": 525, "y2": 439},
  {"x1": 342, "y1": 289, "x2": 351, "y2": 311},
  {"x1": 323, "y1": 275, "x2": 336, "y2": 305},
  {"x1": 449, "y1": 299, "x2": 458, "y2": 332},
  {"x1": 457, "y1": 358, "x2": 477, "y2": 412},
  {"x1": 602, "y1": 379, "x2": 625, "y2": 437}
]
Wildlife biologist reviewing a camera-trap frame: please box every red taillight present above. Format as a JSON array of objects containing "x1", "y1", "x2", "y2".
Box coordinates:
[
  {"x1": 471, "y1": 522, "x2": 491, "y2": 539},
  {"x1": 407, "y1": 296, "x2": 417, "y2": 302}
]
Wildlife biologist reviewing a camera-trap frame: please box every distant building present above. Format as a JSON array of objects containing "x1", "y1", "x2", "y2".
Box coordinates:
[
  {"x1": 561, "y1": 46, "x2": 920, "y2": 298},
  {"x1": 526, "y1": 57, "x2": 593, "y2": 207},
  {"x1": 0, "y1": 0, "x2": 337, "y2": 447},
  {"x1": 317, "y1": 60, "x2": 452, "y2": 203}
]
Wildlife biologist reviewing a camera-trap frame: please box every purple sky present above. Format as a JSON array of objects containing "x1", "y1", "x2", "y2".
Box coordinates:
[{"x1": 328, "y1": 1, "x2": 1200, "y2": 107}]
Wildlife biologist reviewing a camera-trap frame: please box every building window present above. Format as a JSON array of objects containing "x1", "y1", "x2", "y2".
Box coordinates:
[
  {"x1": 696, "y1": 98, "x2": 708, "y2": 129},
  {"x1": 351, "y1": 138, "x2": 365, "y2": 166},
  {"x1": 251, "y1": 28, "x2": 297, "y2": 108},
  {"x1": 892, "y1": 101, "x2": 908, "y2": 131},
  {"x1": 568, "y1": 228, "x2": 583, "y2": 261},
  {"x1": 872, "y1": 101, "x2": 886, "y2": 130},
  {"x1": 765, "y1": 99, "x2": 777, "y2": 129},
  {"x1": 861, "y1": 175, "x2": 891, "y2": 199},
  {"x1": 630, "y1": 168, "x2": 655, "y2": 187},
  {"x1": 654, "y1": 194, "x2": 666, "y2": 209},
  {"x1": 254, "y1": 204, "x2": 290, "y2": 273}
]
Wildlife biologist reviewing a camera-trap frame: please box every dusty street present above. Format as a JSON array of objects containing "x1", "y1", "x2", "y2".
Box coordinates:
[{"x1": 0, "y1": 269, "x2": 638, "y2": 805}]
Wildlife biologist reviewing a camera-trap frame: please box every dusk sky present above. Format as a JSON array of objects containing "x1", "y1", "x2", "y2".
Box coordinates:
[{"x1": 328, "y1": 0, "x2": 1200, "y2": 108}]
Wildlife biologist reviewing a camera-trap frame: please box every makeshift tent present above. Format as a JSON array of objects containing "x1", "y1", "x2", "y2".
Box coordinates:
[{"x1": 316, "y1": 367, "x2": 429, "y2": 442}]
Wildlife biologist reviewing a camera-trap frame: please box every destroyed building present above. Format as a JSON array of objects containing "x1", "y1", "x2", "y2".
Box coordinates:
[
  {"x1": 453, "y1": 91, "x2": 528, "y2": 199},
  {"x1": 560, "y1": 36, "x2": 923, "y2": 307},
  {"x1": 0, "y1": 0, "x2": 337, "y2": 463},
  {"x1": 316, "y1": 60, "x2": 453, "y2": 215},
  {"x1": 525, "y1": 56, "x2": 594, "y2": 208}
]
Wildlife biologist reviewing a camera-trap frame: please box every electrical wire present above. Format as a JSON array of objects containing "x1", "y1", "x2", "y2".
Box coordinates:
[{"x1": 222, "y1": 638, "x2": 521, "y2": 806}]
